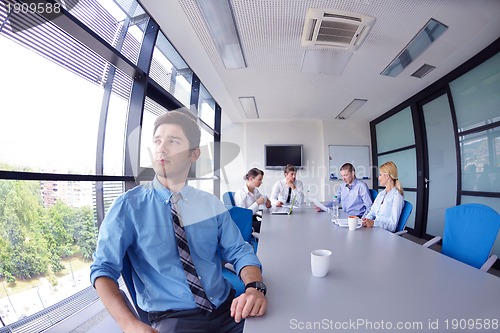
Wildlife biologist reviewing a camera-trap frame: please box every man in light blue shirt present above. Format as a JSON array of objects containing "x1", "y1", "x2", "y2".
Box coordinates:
[
  {"x1": 317, "y1": 163, "x2": 372, "y2": 217},
  {"x1": 90, "y1": 110, "x2": 267, "y2": 333}
]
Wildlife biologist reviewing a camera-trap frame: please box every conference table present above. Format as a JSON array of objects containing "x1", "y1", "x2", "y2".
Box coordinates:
[{"x1": 243, "y1": 207, "x2": 500, "y2": 332}]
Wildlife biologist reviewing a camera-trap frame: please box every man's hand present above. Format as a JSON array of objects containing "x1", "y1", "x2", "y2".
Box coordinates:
[
  {"x1": 230, "y1": 288, "x2": 267, "y2": 323},
  {"x1": 276, "y1": 201, "x2": 284, "y2": 207},
  {"x1": 124, "y1": 321, "x2": 159, "y2": 333},
  {"x1": 286, "y1": 180, "x2": 296, "y2": 189},
  {"x1": 361, "y1": 218, "x2": 374, "y2": 228},
  {"x1": 94, "y1": 277, "x2": 159, "y2": 333}
]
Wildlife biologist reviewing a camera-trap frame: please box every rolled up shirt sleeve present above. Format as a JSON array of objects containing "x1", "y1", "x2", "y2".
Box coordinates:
[{"x1": 217, "y1": 209, "x2": 261, "y2": 275}]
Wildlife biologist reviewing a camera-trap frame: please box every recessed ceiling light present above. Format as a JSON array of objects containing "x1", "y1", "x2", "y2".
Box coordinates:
[
  {"x1": 239, "y1": 97, "x2": 259, "y2": 119},
  {"x1": 336, "y1": 99, "x2": 367, "y2": 119},
  {"x1": 195, "y1": 0, "x2": 246, "y2": 69},
  {"x1": 381, "y1": 18, "x2": 447, "y2": 77}
]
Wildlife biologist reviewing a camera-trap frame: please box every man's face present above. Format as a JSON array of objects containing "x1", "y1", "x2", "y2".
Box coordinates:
[
  {"x1": 152, "y1": 123, "x2": 199, "y2": 180},
  {"x1": 285, "y1": 171, "x2": 296, "y2": 182},
  {"x1": 340, "y1": 169, "x2": 354, "y2": 185}
]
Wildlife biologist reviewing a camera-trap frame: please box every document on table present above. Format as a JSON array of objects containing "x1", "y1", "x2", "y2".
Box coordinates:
[{"x1": 311, "y1": 199, "x2": 329, "y2": 212}]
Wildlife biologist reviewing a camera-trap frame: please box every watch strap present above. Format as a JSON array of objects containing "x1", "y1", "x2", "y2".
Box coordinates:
[{"x1": 244, "y1": 281, "x2": 267, "y2": 295}]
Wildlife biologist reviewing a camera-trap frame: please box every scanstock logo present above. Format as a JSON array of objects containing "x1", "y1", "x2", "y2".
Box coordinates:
[{"x1": 3, "y1": 0, "x2": 80, "y2": 33}]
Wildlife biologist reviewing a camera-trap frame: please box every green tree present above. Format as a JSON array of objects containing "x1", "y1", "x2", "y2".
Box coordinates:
[
  {"x1": 11, "y1": 239, "x2": 49, "y2": 279},
  {"x1": 0, "y1": 180, "x2": 50, "y2": 279},
  {"x1": 72, "y1": 206, "x2": 98, "y2": 260},
  {"x1": 0, "y1": 237, "x2": 14, "y2": 282},
  {"x1": 45, "y1": 201, "x2": 75, "y2": 257},
  {"x1": 0, "y1": 178, "x2": 98, "y2": 280}
]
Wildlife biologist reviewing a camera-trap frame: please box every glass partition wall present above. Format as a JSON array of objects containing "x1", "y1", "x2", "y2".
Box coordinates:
[
  {"x1": 374, "y1": 107, "x2": 417, "y2": 230},
  {"x1": 371, "y1": 40, "x2": 500, "y2": 258},
  {"x1": 0, "y1": 0, "x2": 220, "y2": 329}
]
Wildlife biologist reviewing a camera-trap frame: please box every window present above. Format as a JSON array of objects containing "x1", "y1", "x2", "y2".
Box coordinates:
[
  {"x1": 150, "y1": 32, "x2": 193, "y2": 107},
  {"x1": 460, "y1": 128, "x2": 500, "y2": 192},
  {"x1": 375, "y1": 107, "x2": 415, "y2": 153},
  {"x1": 140, "y1": 97, "x2": 169, "y2": 169},
  {"x1": 198, "y1": 84, "x2": 216, "y2": 129},
  {"x1": 451, "y1": 52, "x2": 500, "y2": 194},
  {"x1": 0, "y1": 36, "x2": 103, "y2": 175},
  {"x1": 451, "y1": 53, "x2": 500, "y2": 131},
  {"x1": 0, "y1": 179, "x2": 97, "y2": 325},
  {"x1": 0, "y1": 0, "x2": 220, "y2": 330}
]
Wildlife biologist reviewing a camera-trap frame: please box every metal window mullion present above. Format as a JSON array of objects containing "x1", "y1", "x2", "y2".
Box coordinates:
[
  {"x1": 124, "y1": 18, "x2": 159, "y2": 189},
  {"x1": 95, "y1": 14, "x2": 133, "y2": 227}
]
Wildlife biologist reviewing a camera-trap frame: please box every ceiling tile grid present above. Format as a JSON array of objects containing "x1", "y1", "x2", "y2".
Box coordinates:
[{"x1": 170, "y1": 0, "x2": 500, "y2": 121}]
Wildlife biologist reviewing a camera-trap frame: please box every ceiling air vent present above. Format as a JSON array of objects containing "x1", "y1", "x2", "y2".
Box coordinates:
[
  {"x1": 301, "y1": 8, "x2": 375, "y2": 50},
  {"x1": 411, "y1": 64, "x2": 436, "y2": 78}
]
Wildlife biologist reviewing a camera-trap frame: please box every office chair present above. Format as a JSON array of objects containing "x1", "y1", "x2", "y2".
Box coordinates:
[
  {"x1": 222, "y1": 191, "x2": 236, "y2": 206},
  {"x1": 222, "y1": 205, "x2": 258, "y2": 296},
  {"x1": 225, "y1": 205, "x2": 259, "y2": 249},
  {"x1": 369, "y1": 189, "x2": 378, "y2": 202},
  {"x1": 394, "y1": 200, "x2": 413, "y2": 236},
  {"x1": 121, "y1": 253, "x2": 150, "y2": 324},
  {"x1": 423, "y1": 203, "x2": 500, "y2": 271}
]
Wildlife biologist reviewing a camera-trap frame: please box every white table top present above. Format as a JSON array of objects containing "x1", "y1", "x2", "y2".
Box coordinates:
[{"x1": 244, "y1": 207, "x2": 500, "y2": 332}]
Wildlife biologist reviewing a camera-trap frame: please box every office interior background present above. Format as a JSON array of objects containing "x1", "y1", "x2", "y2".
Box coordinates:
[{"x1": 0, "y1": 0, "x2": 499, "y2": 331}]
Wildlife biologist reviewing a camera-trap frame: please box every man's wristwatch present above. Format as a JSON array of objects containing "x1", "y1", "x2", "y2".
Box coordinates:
[{"x1": 245, "y1": 281, "x2": 267, "y2": 295}]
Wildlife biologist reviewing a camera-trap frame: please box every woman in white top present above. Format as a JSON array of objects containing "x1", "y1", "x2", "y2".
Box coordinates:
[
  {"x1": 234, "y1": 168, "x2": 271, "y2": 232},
  {"x1": 362, "y1": 161, "x2": 404, "y2": 232}
]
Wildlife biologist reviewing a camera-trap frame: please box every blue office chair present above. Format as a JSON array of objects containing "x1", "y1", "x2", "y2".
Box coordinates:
[
  {"x1": 222, "y1": 205, "x2": 258, "y2": 296},
  {"x1": 423, "y1": 203, "x2": 500, "y2": 271},
  {"x1": 369, "y1": 189, "x2": 378, "y2": 202},
  {"x1": 394, "y1": 200, "x2": 413, "y2": 236},
  {"x1": 222, "y1": 191, "x2": 236, "y2": 206},
  {"x1": 121, "y1": 253, "x2": 150, "y2": 324},
  {"x1": 225, "y1": 205, "x2": 258, "y2": 250}
]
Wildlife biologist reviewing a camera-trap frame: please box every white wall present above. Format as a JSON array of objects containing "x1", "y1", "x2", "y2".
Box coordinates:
[{"x1": 220, "y1": 116, "x2": 372, "y2": 202}]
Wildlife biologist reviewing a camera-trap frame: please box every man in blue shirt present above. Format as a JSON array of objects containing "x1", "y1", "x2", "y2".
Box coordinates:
[
  {"x1": 316, "y1": 163, "x2": 373, "y2": 217},
  {"x1": 90, "y1": 110, "x2": 267, "y2": 333}
]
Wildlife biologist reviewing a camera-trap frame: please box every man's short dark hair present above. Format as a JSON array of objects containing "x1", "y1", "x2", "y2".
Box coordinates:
[
  {"x1": 153, "y1": 110, "x2": 201, "y2": 150},
  {"x1": 340, "y1": 163, "x2": 355, "y2": 173},
  {"x1": 284, "y1": 164, "x2": 297, "y2": 174}
]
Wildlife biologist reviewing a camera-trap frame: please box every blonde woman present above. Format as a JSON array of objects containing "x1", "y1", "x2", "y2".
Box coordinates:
[{"x1": 362, "y1": 161, "x2": 404, "y2": 232}]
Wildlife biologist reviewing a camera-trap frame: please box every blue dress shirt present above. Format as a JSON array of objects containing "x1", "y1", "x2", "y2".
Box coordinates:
[
  {"x1": 90, "y1": 177, "x2": 261, "y2": 312},
  {"x1": 325, "y1": 178, "x2": 372, "y2": 217}
]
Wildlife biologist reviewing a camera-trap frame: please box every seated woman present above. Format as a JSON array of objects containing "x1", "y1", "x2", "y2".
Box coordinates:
[
  {"x1": 362, "y1": 161, "x2": 404, "y2": 232},
  {"x1": 234, "y1": 168, "x2": 271, "y2": 233}
]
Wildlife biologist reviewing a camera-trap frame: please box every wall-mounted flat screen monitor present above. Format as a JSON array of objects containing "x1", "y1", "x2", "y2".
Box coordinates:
[{"x1": 265, "y1": 144, "x2": 303, "y2": 170}]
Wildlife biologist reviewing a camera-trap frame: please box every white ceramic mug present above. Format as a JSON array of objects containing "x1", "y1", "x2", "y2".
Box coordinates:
[
  {"x1": 348, "y1": 216, "x2": 359, "y2": 231},
  {"x1": 311, "y1": 249, "x2": 332, "y2": 277}
]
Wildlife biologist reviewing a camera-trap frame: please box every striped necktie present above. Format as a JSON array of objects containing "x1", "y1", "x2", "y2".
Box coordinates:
[{"x1": 170, "y1": 193, "x2": 213, "y2": 312}]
